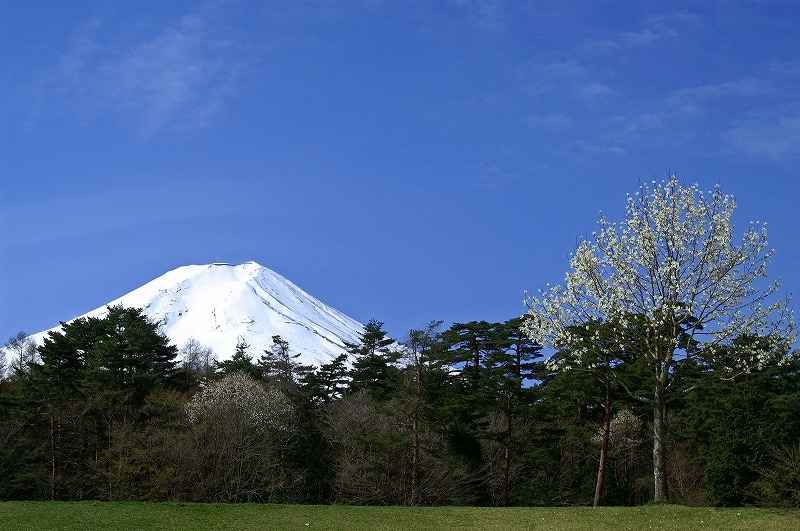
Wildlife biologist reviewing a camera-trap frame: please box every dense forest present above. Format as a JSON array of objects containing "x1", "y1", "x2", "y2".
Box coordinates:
[{"x1": 1, "y1": 307, "x2": 798, "y2": 507}]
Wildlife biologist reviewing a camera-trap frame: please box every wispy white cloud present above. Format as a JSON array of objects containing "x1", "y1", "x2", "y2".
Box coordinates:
[
  {"x1": 619, "y1": 27, "x2": 673, "y2": 48},
  {"x1": 644, "y1": 10, "x2": 702, "y2": 28},
  {"x1": 477, "y1": 165, "x2": 520, "y2": 191},
  {"x1": 35, "y1": 9, "x2": 242, "y2": 138},
  {"x1": 509, "y1": 3, "x2": 797, "y2": 166},
  {"x1": 524, "y1": 112, "x2": 573, "y2": 130},
  {"x1": 767, "y1": 61, "x2": 800, "y2": 78},
  {"x1": 0, "y1": 178, "x2": 282, "y2": 250},
  {"x1": 718, "y1": 63, "x2": 800, "y2": 161},
  {"x1": 666, "y1": 78, "x2": 774, "y2": 114},
  {"x1": 675, "y1": 78, "x2": 774, "y2": 99},
  {"x1": 517, "y1": 59, "x2": 586, "y2": 95},
  {"x1": 572, "y1": 140, "x2": 627, "y2": 158},
  {"x1": 583, "y1": 24, "x2": 671, "y2": 53},
  {"x1": 52, "y1": 17, "x2": 103, "y2": 84},
  {"x1": 583, "y1": 9, "x2": 697, "y2": 53},
  {"x1": 576, "y1": 81, "x2": 617, "y2": 102},
  {"x1": 462, "y1": 93, "x2": 515, "y2": 112},
  {"x1": 102, "y1": 14, "x2": 239, "y2": 136},
  {"x1": 447, "y1": 0, "x2": 507, "y2": 32},
  {"x1": 596, "y1": 77, "x2": 777, "y2": 147},
  {"x1": 724, "y1": 114, "x2": 800, "y2": 162}
]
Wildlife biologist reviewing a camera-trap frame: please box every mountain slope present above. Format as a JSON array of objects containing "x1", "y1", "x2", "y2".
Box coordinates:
[{"x1": 29, "y1": 262, "x2": 364, "y2": 366}]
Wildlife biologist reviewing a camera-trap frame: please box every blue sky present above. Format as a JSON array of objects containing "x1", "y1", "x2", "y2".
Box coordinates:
[{"x1": 2, "y1": 1, "x2": 798, "y2": 348}]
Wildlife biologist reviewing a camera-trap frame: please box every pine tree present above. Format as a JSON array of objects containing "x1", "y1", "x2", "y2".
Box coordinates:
[
  {"x1": 33, "y1": 305, "x2": 179, "y2": 500},
  {"x1": 257, "y1": 335, "x2": 311, "y2": 393},
  {"x1": 216, "y1": 338, "x2": 261, "y2": 380},
  {"x1": 483, "y1": 317, "x2": 542, "y2": 505},
  {"x1": 303, "y1": 353, "x2": 349, "y2": 405},
  {"x1": 346, "y1": 319, "x2": 401, "y2": 398}
]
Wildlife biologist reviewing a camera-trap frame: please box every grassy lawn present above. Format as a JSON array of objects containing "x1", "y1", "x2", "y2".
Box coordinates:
[{"x1": 1, "y1": 502, "x2": 798, "y2": 530}]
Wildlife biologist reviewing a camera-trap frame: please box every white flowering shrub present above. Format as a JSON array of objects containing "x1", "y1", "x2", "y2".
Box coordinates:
[
  {"x1": 592, "y1": 408, "x2": 642, "y2": 454},
  {"x1": 186, "y1": 371, "x2": 294, "y2": 436},
  {"x1": 183, "y1": 371, "x2": 299, "y2": 502}
]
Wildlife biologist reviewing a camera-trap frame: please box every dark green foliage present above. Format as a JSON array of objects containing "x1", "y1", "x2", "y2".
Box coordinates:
[
  {"x1": 3, "y1": 305, "x2": 797, "y2": 507},
  {"x1": 215, "y1": 338, "x2": 261, "y2": 379},
  {"x1": 258, "y1": 335, "x2": 312, "y2": 393},
  {"x1": 683, "y1": 344, "x2": 800, "y2": 506},
  {"x1": 429, "y1": 319, "x2": 546, "y2": 506},
  {"x1": 36, "y1": 306, "x2": 178, "y2": 405},
  {"x1": 749, "y1": 442, "x2": 800, "y2": 507},
  {"x1": 346, "y1": 320, "x2": 401, "y2": 398},
  {"x1": 303, "y1": 353, "x2": 349, "y2": 405},
  {"x1": 21, "y1": 306, "x2": 180, "y2": 500},
  {"x1": 0, "y1": 372, "x2": 50, "y2": 500}
]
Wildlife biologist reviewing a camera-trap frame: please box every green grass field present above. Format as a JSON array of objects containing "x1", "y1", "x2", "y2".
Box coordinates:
[{"x1": 1, "y1": 502, "x2": 798, "y2": 530}]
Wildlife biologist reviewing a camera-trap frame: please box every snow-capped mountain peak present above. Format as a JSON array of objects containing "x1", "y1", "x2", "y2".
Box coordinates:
[{"x1": 30, "y1": 262, "x2": 364, "y2": 366}]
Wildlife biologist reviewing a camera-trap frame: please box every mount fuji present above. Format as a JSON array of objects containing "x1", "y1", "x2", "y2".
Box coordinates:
[{"x1": 29, "y1": 262, "x2": 365, "y2": 367}]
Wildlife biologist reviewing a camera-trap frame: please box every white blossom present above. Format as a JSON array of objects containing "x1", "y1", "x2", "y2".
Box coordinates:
[
  {"x1": 592, "y1": 408, "x2": 642, "y2": 453},
  {"x1": 186, "y1": 371, "x2": 295, "y2": 436},
  {"x1": 523, "y1": 178, "x2": 795, "y2": 370}
]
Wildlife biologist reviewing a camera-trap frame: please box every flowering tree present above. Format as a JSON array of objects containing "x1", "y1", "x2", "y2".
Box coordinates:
[
  {"x1": 186, "y1": 371, "x2": 295, "y2": 435},
  {"x1": 523, "y1": 178, "x2": 794, "y2": 502},
  {"x1": 185, "y1": 372, "x2": 296, "y2": 501}
]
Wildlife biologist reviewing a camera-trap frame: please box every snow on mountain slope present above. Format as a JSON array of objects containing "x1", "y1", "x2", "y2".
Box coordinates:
[{"x1": 29, "y1": 262, "x2": 364, "y2": 367}]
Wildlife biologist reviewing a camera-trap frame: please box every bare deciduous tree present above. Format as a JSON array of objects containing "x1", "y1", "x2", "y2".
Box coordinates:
[
  {"x1": 179, "y1": 337, "x2": 217, "y2": 387},
  {"x1": 3, "y1": 331, "x2": 39, "y2": 375}
]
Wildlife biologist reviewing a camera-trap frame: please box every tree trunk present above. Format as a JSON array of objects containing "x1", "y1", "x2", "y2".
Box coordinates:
[
  {"x1": 502, "y1": 440, "x2": 511, "y2": 506},
  {"x1": 411, "y1": 359, "x2": 422, "y2": 506},
  {"x1": 50, "y1": 412, "x2": 55, "y2": 501},
  {"x1": 411, "y1": 409, "x2": 419, "y2": 506},
  {"x1": 652, "y1": 386, "x2": 668, "y2": 502},
  {"x1": 593, "y1": 379, "x2": 612, "y2": 507}
]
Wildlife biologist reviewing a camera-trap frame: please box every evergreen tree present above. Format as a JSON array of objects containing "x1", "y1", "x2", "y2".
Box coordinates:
[
  {"x1": 434, "y1": 320, "x2": 525, "y2": 505},
  {"x1": 683, "y1": 335, "x2": 800, "y2": 506},
  {"x1": 216, "y1": 338, "x2": 261, "y2": 380},
  {"x1": 31, "y1": 305, "x2": 179, "y2": 500},
  {"x1": 303, "y1": 353, "x2": 349, "y2": 405},
  {"x1": 85, "y1": 306, "x2": 179, "y2": 408},
  {"x1": 442, "y1": 321, "x2": 495, "y2": 382},
  {"x1": 482, "y1": 317, "x2": 542, "y2": 506},
  {"x1": 346, "y1": 320, "x2": 401, "y2": 398},
  {"x1": 402, "y1": 320, "x2": 444, "y2": 505},
  {"x1": 258, "y1": 335, "x2": 311, "y2": 393}
]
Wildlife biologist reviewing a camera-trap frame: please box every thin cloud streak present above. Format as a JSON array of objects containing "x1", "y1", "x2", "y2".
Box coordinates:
[
  {"x1": 524, "y1": 112, "x2": 573, "y2": 130},
  {"x1": 33, "y1": 10, "x2": 243, "y2": 138},
  {"x1": 724, "y1": 114, "x2": 800, "y2": 162},
  {"x1": 583, "y1": 10, "x2": 691, "y2": 53}
]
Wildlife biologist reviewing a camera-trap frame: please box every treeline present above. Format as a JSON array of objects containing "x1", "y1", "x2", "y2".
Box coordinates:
[{"x1": 1, "y1": 306, "x2": 798, "y2": 506}]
